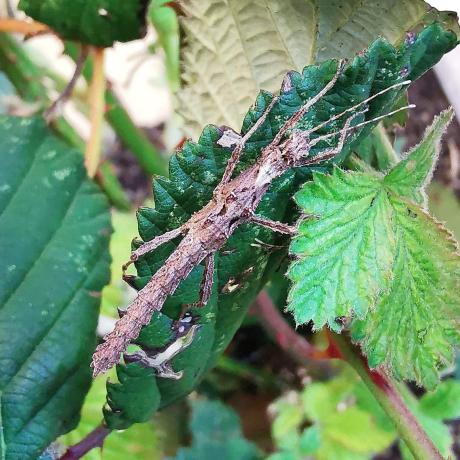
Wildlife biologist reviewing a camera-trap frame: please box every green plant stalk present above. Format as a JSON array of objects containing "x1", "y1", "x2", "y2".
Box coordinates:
[
  {"x1": 375, "y1": 122, "x2": 400, "y2": 169},
  {"x1": 216, "y1": 355, "x2": 280, "y2": 390},
  {"x1": 65, "y1": 42, "x2": 168, "y2": 177},
  {"x1": 332, "y1": 333, "x2": 443, "y2": 460},
  {"x1": 0, "y1": 33, "x2": 131, "y2": 210}
]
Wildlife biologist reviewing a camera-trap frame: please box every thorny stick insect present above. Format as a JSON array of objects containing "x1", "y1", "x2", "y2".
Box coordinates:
[{"x1": 92, "y1": 60, "x2": 413, "y2": 377}]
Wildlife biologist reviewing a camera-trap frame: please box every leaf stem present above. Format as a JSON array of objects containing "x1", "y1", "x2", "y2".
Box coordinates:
[
  {"x1": 65, "y1": 42, "x2": 168, "y2": 177},
  {"x1": 331, "y1": 333, "x2": 443, "y2": 460},
  {"x1": 85, "y1": 47, "x2": 106, "y2": 178},
  {"x1": 0, "y1": 33, "x2": 131, "y2": 209},
  {"x1": 375, "y1": 122, "x2": 400, "y2": 169},
  {"x1": 0, "y1": 18, "x2": 50, "y2": 36},
  {"x1": 252, "y1": 291, "x2": 335, "y2": 381},
  {"x1": 59, "y1": 423, "x2": 111, "y2": 460}
]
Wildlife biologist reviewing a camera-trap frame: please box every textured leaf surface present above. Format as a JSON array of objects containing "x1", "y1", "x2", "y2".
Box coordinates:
[
  {"x1": 169, "y1": 400, "x2": 260, "y2": 460},
  {"x1": 288, "y1": 109, "x2": 460, "y2": 386},
  {"x1": 104, "y1": 25, "x2": 458, "y2": 428},
  {"x1": 19, "y1": 0, "x2": 149, "y2": 47},
  {"x1": 0, "y1": 116, "x2": 111, "y2": 460},
  {"x1": 178, "y1": 0, "x2": 459, "y2": 136}
]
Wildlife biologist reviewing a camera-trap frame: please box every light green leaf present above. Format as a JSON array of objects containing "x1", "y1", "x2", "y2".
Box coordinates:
[
  {"x1": 321, "y1": 407, "x2": 394, "y2": 455},
  {"x1": 288, "y1": 109, "x2": 460, "y2": 386},
  {"x1": 177, "y1": 0, "x2": 459, "y2": 136},
  {"x1": 418, "y1": 379, "x2": 460, "y2": 421},
  {"x1": 0, "y1": 116, "x2": 111, "y2": 460}
]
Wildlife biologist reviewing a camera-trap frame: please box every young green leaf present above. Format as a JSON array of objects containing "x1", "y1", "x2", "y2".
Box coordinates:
[
  {"x1": 0, "y1": 116, "x2": 111, "y2": 460},
  {"x1": 19, "y1": 0, "x2": 149, "y2": 47},
  {"x1": 288, "y1": 109, "x2": 460, "y2": 387}
]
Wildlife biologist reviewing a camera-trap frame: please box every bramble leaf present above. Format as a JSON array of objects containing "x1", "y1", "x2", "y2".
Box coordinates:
[
  {"x1": 0, "y1": 116, "x2": 111, "y2": 459},
  {"x1": 288, "y1": 109, "x2": 460, "y2": 387},
  {"x1": 18, "y1": 0, "x2": 149, "y2": 47},
  {"x1": 104, "y1": 25, "x2": 458, "y2": 427},
  {"x1": 178, "y1": 0, "x2": 460, "y2": 136}
]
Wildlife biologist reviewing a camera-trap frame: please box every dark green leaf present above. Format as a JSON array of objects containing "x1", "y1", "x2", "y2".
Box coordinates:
[
  {"x1": 104, "y1": 24, "x2": 458, "y2": 426},
  {"x1": 169, "y1": 400, "x2": 261, "y2": 460},
  {"x1": 19, "y1": 0, "x2": 150, "y2": 47},
  {"x1": 0, "y1": 116, "x2": 111, "y2": 459}
]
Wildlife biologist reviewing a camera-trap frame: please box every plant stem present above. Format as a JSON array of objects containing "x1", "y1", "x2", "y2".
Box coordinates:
[
  {"x1": 85, "y1": 47, "x2": 106, "y2": 178},
  {"x1": 375, "y1": 122, "x2": 399, "y2": 169},
  {"x1": 0, "y1": 33, "x2": 131, "y2": 209},
  {"x1": 59, "y1": 423, "x2": 111, "y2": 460},
  {"x1": 331, "y1": 333, "x2": 443, "y2": 460},
  {"x1": 65, "y1": 42, "x2": 168, "y2": 177},
  {"x1": 0, "y1": 18, "x2": 50, "y2": 35},
  {"x1": 252, "y1": 291, "x2": 335, "y2": 381},
  {"x1": 216, "y1": 355, "x2": 280, "y2": 390}
]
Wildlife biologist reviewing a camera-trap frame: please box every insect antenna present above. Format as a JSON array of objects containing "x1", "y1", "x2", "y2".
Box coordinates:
[
  {"x1": 309, "y1": 104, "x2": 416, "y2": 148},
  {"x1": 305, "y1": 80, "x2": 411, "y2": 137}
]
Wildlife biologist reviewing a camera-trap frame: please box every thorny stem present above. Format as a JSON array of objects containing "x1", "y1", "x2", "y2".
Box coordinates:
[
  {"x1": 331, "y1": 333, "x2": 443, "y2": 460},
  {"x1": 85, "y1": 47, "x2": 106, "y2": 178},
  {"x1": 59, "y1": 423, "x2": 111, "y2": 460},
  {"x1": 0, "y1": 18, "x2": 50, "y2": 36}
]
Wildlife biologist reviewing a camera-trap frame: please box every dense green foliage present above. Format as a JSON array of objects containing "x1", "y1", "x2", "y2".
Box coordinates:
[
  {"x1": 103, "y1": 24, "x2": 458, "y2": 429},
  {"x1": 0, "y1": 117, "x2": 111, "y2": 460}
]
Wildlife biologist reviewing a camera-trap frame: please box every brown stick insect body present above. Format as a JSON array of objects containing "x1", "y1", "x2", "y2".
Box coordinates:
[{"x1": 92, "y1": 61, "x2": 412, "y2": 376}]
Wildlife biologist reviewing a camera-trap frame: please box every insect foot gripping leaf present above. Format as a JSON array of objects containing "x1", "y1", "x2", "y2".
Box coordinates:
[{"x1": 288, "y1": 109, "x2": 460, "y2": 388}]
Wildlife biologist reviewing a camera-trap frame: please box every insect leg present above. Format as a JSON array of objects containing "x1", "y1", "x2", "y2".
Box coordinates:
[
  {"x1": 122, "y1": 226, "x2": 184, "y2": 275},
  {"x1": 249, "y1": 215, "x2": 298, "y2": 235},
  {"x1": 192, "y1": 253, "x2": 215, "y2": 308},
  {"x1": 272, "y1": 59, "x2": 346, "y2": 145},
  {"x1": 219, "y1": 96, "x2": 279, "y2": 186},
  {"x1": 180, "y1": 253, "x2": 215, "y2": 316}
]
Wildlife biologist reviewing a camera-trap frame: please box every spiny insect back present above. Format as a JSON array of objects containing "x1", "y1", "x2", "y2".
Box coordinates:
[{"x1": 92, "y1": 57, "x2": 413, "y2": 378}]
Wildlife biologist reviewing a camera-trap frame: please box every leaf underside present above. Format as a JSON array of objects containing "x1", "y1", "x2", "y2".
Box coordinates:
[
  {"x1": 103, "y1": 24, "x2": 458, "y2": 428},
  {"x1": 0, "y1": 116, "x2": 111, "y2": 460},
  {"x1": 18, "y1": 0, "x2": 149, "y2": 47},
  {"x1": 288, "y1": 109, "x2": 460, "y2": 387},
  {"x1": 177, "y1": 0, "x2": 460, "y2": 136}
]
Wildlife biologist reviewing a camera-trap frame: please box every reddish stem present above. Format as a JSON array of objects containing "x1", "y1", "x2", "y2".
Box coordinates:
[
  {"x1": 252, "y1": 291, "x2": 332, "y2": 363},
  {"x1": 59, "y1": 424, "x2": 110, "y2": 460}
]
